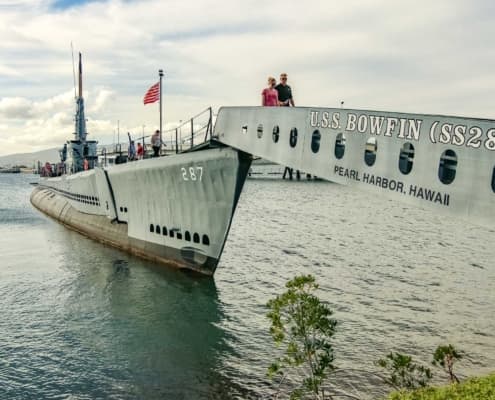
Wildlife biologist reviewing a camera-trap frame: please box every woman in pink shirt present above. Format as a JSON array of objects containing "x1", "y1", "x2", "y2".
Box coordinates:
[{"x1": 261, "y1": 77, "x2": 279, "y2": 106}]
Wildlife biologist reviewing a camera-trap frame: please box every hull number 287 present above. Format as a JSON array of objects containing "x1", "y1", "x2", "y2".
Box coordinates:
[{"x1": 181, "y1": 166, "x2": 203, "y2": 181}]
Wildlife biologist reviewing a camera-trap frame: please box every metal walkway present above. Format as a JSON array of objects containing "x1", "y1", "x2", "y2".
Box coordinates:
[{"x1": 214, "y1": 106, "x2": 494, "y2": 228}]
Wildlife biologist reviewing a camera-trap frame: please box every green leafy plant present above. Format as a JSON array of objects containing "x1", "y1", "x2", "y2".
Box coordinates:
[
  {"x1": 266, "y1": 274, "x2": 337, "y2": 399},
  {"x1": 432, "y1": 344, "x2": 462, "y2": 384},
  {"x1": 386, "y1": 372, "x2": 495, "y2": 400},
  {"x1": 376, "y1": 352, "x2": 432, "y2": 390}
]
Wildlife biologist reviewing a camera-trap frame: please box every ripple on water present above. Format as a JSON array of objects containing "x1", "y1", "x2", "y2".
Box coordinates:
[{"x1": 0, "y1": 176, "x2": 494, "y2": 399}]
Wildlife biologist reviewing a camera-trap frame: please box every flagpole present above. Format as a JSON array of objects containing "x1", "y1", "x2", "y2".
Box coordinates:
[{"x1": 159, "y1": 69, "x2": 164, "y2": 153}]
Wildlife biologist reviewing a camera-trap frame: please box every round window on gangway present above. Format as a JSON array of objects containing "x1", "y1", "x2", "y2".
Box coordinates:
[
  {"x1": 272, "y1": 126, "x2": 280, "y2": 143},
  {"x1": 398, "y1": 142, "x2": 415, "y2": 175},
  {"x1": 438, "y1": 149, "x2": 457, "y2": 184},
  {"x1": 334, "y1": 133, "x2": 346, "y2": 159},
  {"x1": 364, "y1": 137, "x2": 377, "y2": 167},
  {"x1": 311, "y1": 130, "x2": 321, "y2": 153},
  {"x1": 257, "y1": 124, "x2": 263, "y2": 139},
  {"x1": 289, "y1": 128, "x2": 298, "y2": 148}
]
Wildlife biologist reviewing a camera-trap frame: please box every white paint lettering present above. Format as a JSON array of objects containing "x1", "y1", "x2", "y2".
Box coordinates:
[
  {"x1": 406, "y1": 119, "x2": 422, "y2": 141},
  {"x1": 384, "y1": 118, "x2": 399, "y2": 137},
  {"x1": 346, "y1": 113, "x2": 357, "y2": 131},
  {"x1": 321, "y1": 111, "x2": 329, "y2": 128},
  {"x1": 439, "y1": 123, "x2": 453, "y2": 144},
  {"x1": 310, "y1": 111, "x2": 319, "y2": 127},
  {"x1": 397, "y1": 118, "x2": 408, "y2": 139},
  {"x1": 452, "y1": 125, "x2": 466, "y2": 146},
  {"x1": 467, "y1": 126, "x2": 482, "y2": 148},
  {"x1": 331, "y1": 113, "x2": 340, "y2": 129},
  {"x1": 369, "y1": 116, "x2": 385, "y2": 135},
  {"x1": 357, "y1": 115, "x2": 368, "y2": 133}
]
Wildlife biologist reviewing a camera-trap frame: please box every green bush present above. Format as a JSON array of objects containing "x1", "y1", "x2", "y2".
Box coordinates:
[
  {"x1": 386, "y1": 373, "x2": 495, "y2": 400},
  {"x1": 266, "y1": 274, "x2": 337, "y2": 399},
  {"x1": 376, "y1": 352, "x2": 432, "y2": 390}
]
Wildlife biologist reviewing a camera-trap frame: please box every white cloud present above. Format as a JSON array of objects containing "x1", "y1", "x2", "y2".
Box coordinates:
[
  {"x1": 0, "y1": 97, "x2": 32, "y2": 119},
  {"x1": 0, "y1": 0, "x2": 493, "y2": 156},
  {"x1": 88, "y1": 88, "x2": 115, "y2": 113},
  {"x1": 0, "y1": 88, "x2": 116, "y2": 154}
]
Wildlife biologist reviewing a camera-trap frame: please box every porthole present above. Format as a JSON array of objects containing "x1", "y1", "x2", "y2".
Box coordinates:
[
  {"x1": 311, "y1": 130, "x2": 321, "y2": 153},
  {"x1": 491, "y1": 166, "x2": 495, "y2": 193},
  {"x1": 202, "y1": 235, "x2": 210, "y2": 246},
  {"x1": 162, "y1": 226, "x2": 167, "y2": 236},
  {"x1": 185, "y1": 231, "x2": 191, "y2": 241},
  {"x1": 364, "y1": 137, "x2": 377, "y2": 167},
  {"x1": 193, "y1": 233, "x2": 200, "y2": 243},
  {"x1": 438, "y1": 149, "x2": 457, "y2": 184},
  {"x1": 177, "y1": 232, "x2": 183, "y2": 240},
  {"x1": 170, "y1": 230, "x2": 175, "y2": 238},
  {"x1": 124, "y1": 207, "x2": 128, "y2": 213},
  {"x1": 289, "y1": 128, "x2": 298, "y2": 148},
  {"x1": 398, "y1": 142, "x2": 415, "y2": 175},
  {"x1": 156, "y1": 225, "x2": 161, "y2": 234},
  {"x1": 241, "y1": 125, "x2": 248, "y2": 134},
  {"x1": 149, "y1": 224, "x2": 154, "y2": 233},
  {"x1": 335, "y1": 133, "x2": 346, "y2": 159},
  {"x1": 257, "y1": 124, "x2": 263, "y2": 139},
  {"x1": 272, "y1": 126, "x2": 280, "y2": 143}
]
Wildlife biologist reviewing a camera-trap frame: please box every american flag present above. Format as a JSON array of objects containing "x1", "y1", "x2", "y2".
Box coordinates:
[{"x1": 143, "y1": 82, "x2": 160, "y2": 105}]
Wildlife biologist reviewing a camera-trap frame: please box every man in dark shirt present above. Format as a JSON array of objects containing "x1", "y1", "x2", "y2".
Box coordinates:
[{"x1": 275, "y1": 73, "x2": 295, "y2": 106}]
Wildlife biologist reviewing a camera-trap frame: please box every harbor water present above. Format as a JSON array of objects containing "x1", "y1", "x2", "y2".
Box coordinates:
[{"x1": 0, "y1": 173, "x2": 493, "y2": 399}]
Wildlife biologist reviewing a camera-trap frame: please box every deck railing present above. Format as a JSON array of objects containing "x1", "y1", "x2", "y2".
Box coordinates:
[{"x1": 97, "y1": 107, "x2": 213, "y2": 166}]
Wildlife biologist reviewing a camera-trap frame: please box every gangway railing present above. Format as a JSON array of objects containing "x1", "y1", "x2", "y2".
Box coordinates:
[
  {"x1": 96, "y1": 107, "x2": 214, "y2": 167},
  {"x1": 162, "y1": 107, "x2": 213, "y2": 153}
]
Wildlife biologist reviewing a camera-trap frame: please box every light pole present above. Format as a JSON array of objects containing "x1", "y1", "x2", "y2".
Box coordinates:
[{"x1": 159, "y1": 69, "x2": 164, "y2": 154}]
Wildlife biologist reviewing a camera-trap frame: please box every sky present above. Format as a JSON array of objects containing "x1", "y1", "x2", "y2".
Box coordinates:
[{"x1": 0, "y1": 0, "x2": 493, "y2": 156}]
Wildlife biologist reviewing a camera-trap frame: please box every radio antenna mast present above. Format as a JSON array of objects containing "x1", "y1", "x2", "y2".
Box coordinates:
[{"x1": 71, "y1": 42, "x2": 77, "y2": 99}]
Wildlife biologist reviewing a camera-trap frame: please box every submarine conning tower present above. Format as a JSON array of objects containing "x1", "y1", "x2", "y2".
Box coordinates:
[{"x1": 63, "y1": 52, "x2": 97, "y2": 173}]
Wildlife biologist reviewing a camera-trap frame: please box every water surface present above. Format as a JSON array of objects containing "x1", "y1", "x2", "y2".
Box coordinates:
[{"x1": 0, "y1": 174, "x2": 493, "y2": 399}]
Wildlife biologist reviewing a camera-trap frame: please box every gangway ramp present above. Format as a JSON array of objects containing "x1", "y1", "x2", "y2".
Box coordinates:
[{"x1": 214, "y1": 106, "x2": 494, "y2": 228}]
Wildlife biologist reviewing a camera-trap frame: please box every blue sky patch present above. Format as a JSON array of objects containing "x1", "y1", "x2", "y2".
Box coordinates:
[{"x1": 51, "y1": 0, "x2": 101, "y2": 10}]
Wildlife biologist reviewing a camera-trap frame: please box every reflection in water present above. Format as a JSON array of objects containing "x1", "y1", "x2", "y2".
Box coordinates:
[{"x1": 53, "y1": 230, "x2": 253, "y2": 399}]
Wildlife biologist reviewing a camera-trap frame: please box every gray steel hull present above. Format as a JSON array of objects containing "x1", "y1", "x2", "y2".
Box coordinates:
[{"x1": 31, "y1": 145, "x2": 251, "y2": 275}]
